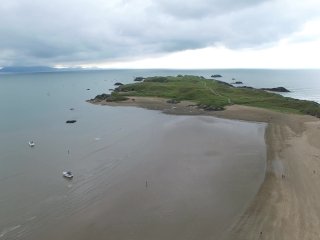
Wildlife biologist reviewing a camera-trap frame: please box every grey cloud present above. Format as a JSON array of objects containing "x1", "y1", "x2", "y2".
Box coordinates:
[
  {"x1": 0, "y1": 0, "x2": 319, "y2": 66},
  {"x1": 154, "y1": 0, "x2": 270, "y2": 19}
]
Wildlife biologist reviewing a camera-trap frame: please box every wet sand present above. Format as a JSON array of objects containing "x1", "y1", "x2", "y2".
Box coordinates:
[{"x1": 92, "y1": 97, "x2": 320, "y2": 239}]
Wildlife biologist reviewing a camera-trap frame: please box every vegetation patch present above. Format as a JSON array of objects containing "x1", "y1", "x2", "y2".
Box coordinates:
[{"x1": 89, "y1": 92, "x2": 128, "y2": 102}]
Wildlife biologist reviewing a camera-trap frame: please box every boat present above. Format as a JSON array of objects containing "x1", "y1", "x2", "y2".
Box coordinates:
[
  {"x1": 28, "y1": 141, "x2": 35, "y2": 147},
  {"x1": 63, "y1": 171, "x2": 73, "y2": 179}
]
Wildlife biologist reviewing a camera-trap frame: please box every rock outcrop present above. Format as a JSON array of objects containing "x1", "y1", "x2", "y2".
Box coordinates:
[
  {"x1": 211, "y1": 74, "x2": 222, "y2": 78},
  {"x1": 167, "y1": 99, "x2": 181, "y2": 104},
  {"x1": 134, "y1": 77, "x2": 145, "y2": 81},
  {"x1": 198, "y1": 104, "x2": 224, "y2": 111},
  {"x1": 261, "y1": 87, "x2": 290, "y2": 92}
]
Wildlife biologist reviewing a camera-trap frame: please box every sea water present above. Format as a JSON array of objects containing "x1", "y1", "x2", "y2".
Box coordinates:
[{"x1": 0, "y1": 69, "x2": 318, "y2": 239}]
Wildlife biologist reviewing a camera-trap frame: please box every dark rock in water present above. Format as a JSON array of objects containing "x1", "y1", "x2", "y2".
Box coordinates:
[
  {"x1": 86, "y1": 88, "x2": 90, "y2": 90},
  {"x1": 66, "y1": 120, "x2": 77, "y2": 123},
  {"x1": 114, "y1": 82, "x2": 123, "y2": 86},
  {"x1": 134, "y1": 77, "x2": 145, "y2": 81},
  {"x1": 167, "y1": 99, "x2": 180, "y2": 104},
  {"x1": 231, "y1": 81, "x2": 243, "y2": 84},
  {"x1": 69, "y1": 108, "x2": 75, "y2": 110},
  {"x1": 211, "y1": 74, "x2": 222, "y2": 78},
  {"x1": 261, "y1": 87, "x2": 290, "y2": 92}
]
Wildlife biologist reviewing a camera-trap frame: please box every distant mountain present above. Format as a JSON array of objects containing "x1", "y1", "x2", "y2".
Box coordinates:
[
  {"x1": 0, "y1": 66, "x2": 85, "y2": 73},
  {"x1": 0, "y1": 66, "x2": 58, "y2": 73}
]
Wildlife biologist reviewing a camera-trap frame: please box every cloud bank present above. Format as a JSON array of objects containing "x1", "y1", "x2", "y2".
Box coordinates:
[{"x1": 0, "y1": 0, "x2": 319, "y2": 66}]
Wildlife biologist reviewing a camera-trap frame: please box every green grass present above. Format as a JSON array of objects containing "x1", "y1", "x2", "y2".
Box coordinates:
[{"x1": 113, "y1": 75, "x2": 320, "y2": 117}]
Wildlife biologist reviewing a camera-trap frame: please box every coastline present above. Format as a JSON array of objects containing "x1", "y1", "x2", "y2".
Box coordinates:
[{"x1": 90, "y1": 96, "x2": 320, "y2": 239}]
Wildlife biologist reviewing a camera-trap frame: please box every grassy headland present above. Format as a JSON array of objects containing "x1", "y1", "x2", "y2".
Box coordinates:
[{"x1": 91, "y1": 75, "x2": 320, "y2": 117}]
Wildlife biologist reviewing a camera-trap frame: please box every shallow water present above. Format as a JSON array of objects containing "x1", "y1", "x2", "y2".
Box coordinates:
[
  {"x1": 19, "y1": 115, "x2": 266, "y2": 240},
  {"x1": 0, "y1": 104, "x2": 267, "y2": 239}
]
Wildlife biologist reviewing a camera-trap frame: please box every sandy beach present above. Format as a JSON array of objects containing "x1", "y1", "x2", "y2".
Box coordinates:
[{"x1": 92, "y1": 96, "x2": 320, "y2": 239}]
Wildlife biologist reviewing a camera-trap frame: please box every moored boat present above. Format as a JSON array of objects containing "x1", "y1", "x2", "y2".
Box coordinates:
[{"x1": 63, "y1": 171, "x2": 73, "y2": 179}]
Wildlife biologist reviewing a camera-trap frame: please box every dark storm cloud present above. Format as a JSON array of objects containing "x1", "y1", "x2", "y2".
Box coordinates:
[{"x1": 0, "y1": 0, "x2": 319, "y2": 66}]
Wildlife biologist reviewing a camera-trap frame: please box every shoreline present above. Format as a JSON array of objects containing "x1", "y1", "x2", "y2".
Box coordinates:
[{"x1": 90, "y1": 96, "x2": 320, "y2": 239}]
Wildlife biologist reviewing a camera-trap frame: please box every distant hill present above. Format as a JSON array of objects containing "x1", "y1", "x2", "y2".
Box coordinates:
[
  {"x1": 0, "y1": 66, "x2": 85, "y2": 73},
  {"x1": 0, "y1": 66, "x2": 59, "y2": 73}
]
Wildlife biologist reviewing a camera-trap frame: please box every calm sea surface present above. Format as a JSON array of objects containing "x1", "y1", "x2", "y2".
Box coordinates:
[{"x1": 0, "y1": 69, "x2": 318, "y2": 239}]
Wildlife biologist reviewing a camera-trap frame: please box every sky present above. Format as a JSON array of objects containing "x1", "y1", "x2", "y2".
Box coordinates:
[{"x1": 1, "y1": 0, "x2": 320, "y2": 69}]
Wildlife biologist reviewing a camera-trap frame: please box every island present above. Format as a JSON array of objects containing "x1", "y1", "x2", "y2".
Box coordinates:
[
  {"x1": 114, "y1": 82, "x2": 124, "y2": 86},
  {"x1": 211, "y1": 74, "x2": 222, "y2": 78},
  {"x1": 261, "y1": 86, "x2": 290, "y2": 92},
  {"x1": 87, "y1": 75, "x2": 320, "y2": 240},
  {"x1": 88, "y1": 75, "x2": 320, "y2": 118}
]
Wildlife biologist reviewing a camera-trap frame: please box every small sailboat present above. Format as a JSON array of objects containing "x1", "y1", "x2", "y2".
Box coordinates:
[
  {"x1": 28, "y1": 141, "x2": 35, "y2": 147},
  {"x1": 63, "y1": 171, "x2": 73, "y2": 179}
]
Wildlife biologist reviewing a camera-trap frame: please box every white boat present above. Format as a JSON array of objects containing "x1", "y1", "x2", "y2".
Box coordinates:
[
  {"x1": 63, "y1": 171, "x2": 73, "y2": 179},
  {"x1": 28, "y1": 141, "x2": 35, "y2": 147}
]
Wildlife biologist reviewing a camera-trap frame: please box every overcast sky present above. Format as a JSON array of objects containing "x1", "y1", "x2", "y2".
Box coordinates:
[{"x1": 1, "y1": 0, "x2": 320, "y2": 68}]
